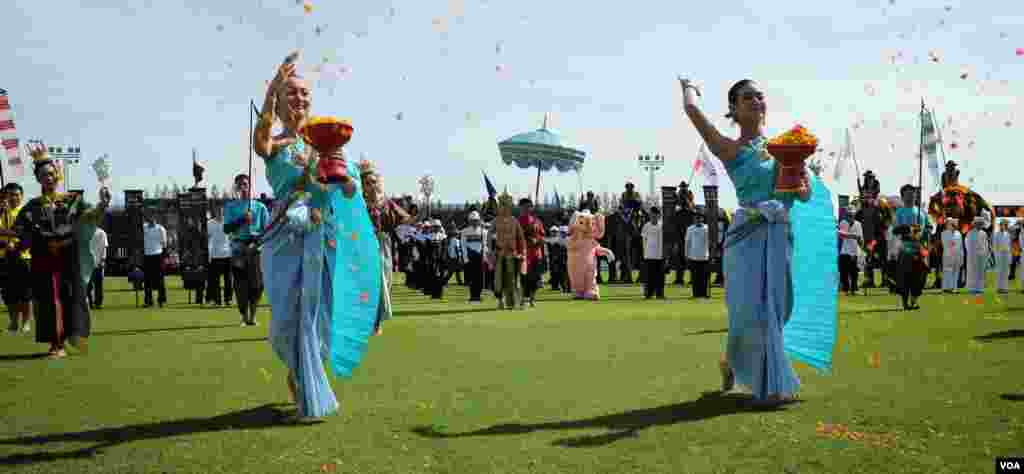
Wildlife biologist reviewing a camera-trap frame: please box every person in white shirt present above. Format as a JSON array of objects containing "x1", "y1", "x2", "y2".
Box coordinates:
[
  {"x1": 940, "y1": 219, "x2": 964, "y2": 293},
  {"x1": 142, "y1": 210, "x2": 169, "y2": 307},
  {"x1": 837, "y1": 208, "x2": 863, "y2": 295},
  {"x1": 87, "y1": 226, "x2": 108, "y2": 309},
  {"x1": 459, "y1": 211, "x2": 488, "y2": 302},
  {"x1": 641, "y1": 206, "x2": 666, "y2": 299},
  {"x1": 993, "y1": 219, "x2": 1013, "y2": 293},
  {"x1": 685, "y1": 214, "x2": 710, "y2": 298},
  {"x1": 206, "y1": 207, "x2": 233, "y2": 306},
  {"x1": 445, "y1": 222, "x2": 464, "y2": 286},
  {"x1": 964, "y1": 216, "x2": 990, "y2": 295}
]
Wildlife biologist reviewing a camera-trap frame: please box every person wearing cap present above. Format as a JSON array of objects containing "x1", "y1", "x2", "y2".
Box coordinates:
[
  {"x1": 544, "y1": 224, "x2": 570, "y2": 293},
  {"x1": 940, "y1": 218, "x2": 964, "y2": 293},
  {"x1": 685, "y1": 213, "x2": 710, "y2": 298},
  {"x1": 993, "y1": 219, "x2": 1013, "y2": 293},
  {"x1": 517, "y1": 198, "x2": 546, "y2": 307},
  {"x1": 641, "y1": 206, "x2": 666, "y2": 299},
  {"x1": 445, "y1": 221, "x2": 464, "y2": 286},
  {"x1": 837, "y1": 206, "x2": 863, "y2": 296},
  {"x1": 423, "y1": 219, "x2": 448, "y2": 299},
  {"x1": 460, "y1": 211, "x2": 488, "y2": 302},
  {"x1": 964, "y1": 216, "x2": 990, "y2": 295}
]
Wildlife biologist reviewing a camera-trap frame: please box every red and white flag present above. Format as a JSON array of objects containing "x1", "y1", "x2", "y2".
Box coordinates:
[
  {"x1": 692, "y1": 154, "x2": 704, "y2": 175},
  {"x1": 696, "y1": 143, "x2": 728, "y2": 186},
  {"x1": 0, "y1": 88, "x2": 24, "y2": 178}
]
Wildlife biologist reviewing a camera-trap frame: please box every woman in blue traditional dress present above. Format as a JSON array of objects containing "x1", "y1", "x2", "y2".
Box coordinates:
[
  {"x1": 253, "y1": 52, "x2": 381, "y2": 422},
  {"x1": 679, "y1": 77, "x2": 838, "y2": 405}
]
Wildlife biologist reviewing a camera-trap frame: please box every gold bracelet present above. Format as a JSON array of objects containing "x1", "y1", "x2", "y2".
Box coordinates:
[{"x1": 257, "y1": 112, "x2": 274, "y2": 127}]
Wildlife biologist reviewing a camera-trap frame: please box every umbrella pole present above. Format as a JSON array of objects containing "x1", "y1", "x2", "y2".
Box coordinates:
[{"x1": 535, "y1": 166, "x2": 541, "y2": 204}]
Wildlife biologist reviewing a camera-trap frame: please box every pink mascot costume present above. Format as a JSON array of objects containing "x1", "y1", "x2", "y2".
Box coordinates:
[{"x1": 567, "y1": 210, "x2": 615, "y2": 300}]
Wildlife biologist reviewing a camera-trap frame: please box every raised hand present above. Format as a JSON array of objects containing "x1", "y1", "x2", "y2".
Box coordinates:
[
  {"x1": 678, "y1": 76, "x2": 701, "y2": 97},
  {"x1": 269, "y1": 51, "x2": 300, "y2": 94},
  {"x1": 25, "y1": 140, "x2": 48, "y2": 160}
]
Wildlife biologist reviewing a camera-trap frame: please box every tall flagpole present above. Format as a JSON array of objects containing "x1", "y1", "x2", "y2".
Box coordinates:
[
  {"x1": 249, "y1": 99, "x2": 256, "y2": 213},
  {"x1": 933, "y1": 113, "x2": 950, "y2": 179},
  {"x1": 848, "y1": 129, "x2": 863, "y2": 202},
  {"x1": 918, "y1": 98, "x2": 925, "y2": 212}
]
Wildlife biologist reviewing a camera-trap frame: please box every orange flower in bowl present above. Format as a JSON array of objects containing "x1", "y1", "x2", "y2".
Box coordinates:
[
  {"x1": 767, "y1": 124, "x2": 818, "y2": 193},
  {"x1": 299, "y1": 116, "x2": 354, "y2": 184},
  {"x1": 300, "y1": 116, "x2": 353, "y2": 153}
]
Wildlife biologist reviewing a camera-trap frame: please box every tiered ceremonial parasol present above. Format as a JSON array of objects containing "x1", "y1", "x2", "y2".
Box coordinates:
[{"x1": 498, "y1": 113, "x2": 586, "y2": 203}]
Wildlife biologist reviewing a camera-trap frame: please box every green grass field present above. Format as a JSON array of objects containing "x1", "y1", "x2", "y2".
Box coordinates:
[{"x1": 1, "y1": 274, "x2": 1022, "y2": 473}]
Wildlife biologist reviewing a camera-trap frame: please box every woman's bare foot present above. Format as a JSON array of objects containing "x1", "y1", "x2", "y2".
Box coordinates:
[
  {"x1": 287, "y1": 373, "x2": 297, "y2": 404},
  {"x1": 719, "y1": 360, "x2": 735, "y2": 392},
  {"x1": 374, "y1": 326, "x2": 383, "y2": 336}
]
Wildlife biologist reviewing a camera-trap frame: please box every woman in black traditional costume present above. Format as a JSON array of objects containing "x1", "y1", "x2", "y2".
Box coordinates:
[{"x1": 14, "y1": 142, "x2": 110, "y2": 358}]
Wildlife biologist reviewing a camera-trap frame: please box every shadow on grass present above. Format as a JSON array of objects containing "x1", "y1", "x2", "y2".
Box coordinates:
[
  {"x1": 974, "y1": 329, "x2": 1024, "y2": 342},
  {"x1": 0, "y1": 403, "x2": 303, "y2": 466},
  {"x1": 92, "y1": 324, "x2": 240, "y2": 337},
  {"x1": 393, "y1": 307, "x2": 498, "y2": 318},
  {"x1": 1000, "y1": 394, "x2": 1024, "y2": 401},
  {"x1": 839, "y1": 308, "x2": 903, "y2": 316},
  {"x1": 0, "y1": 353, "x2": 50, "y2": 362},
  {"x1": 411, "y1": 391, "x2": 798, "y2": 447},
  {"x1": 683, "y1": 329, "x2": 728, "y2": 336},
  {"x1": 199, "y1": 337, "x2": 268, "y2": 344}
]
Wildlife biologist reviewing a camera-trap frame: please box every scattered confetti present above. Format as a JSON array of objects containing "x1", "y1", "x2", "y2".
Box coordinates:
[
  {"x1": 950, "y1": 142, "x2": 958, "y2": 149},
  {"x1": 815, "y1": 422, "x2": 897, "y2": 447},
  {"x1": 260, "y1": 368, "x2": 272, "y2": 382},
  {"x1": 869, "y1": 352, "x2": 880, "y2": 368},
  {"x1": 864, "y1": 83, "x2": 877, "y2": 96},
  {"x1": 1006, "y1": 120, "x2": 1013, "y2": 127},
  {"x1": 360, "y1": 292, "x2": 370, "y2": 303},
  {"x1": 303, "y1": 2, "x2": 313, "y2": 14},
  {"x1": 395, "y1": 112, "x2": 403, "y2": 120},
  {"x1": 975, "y1": 296, "x2": 984, "y2": 305},
  {"x1": 944, "y1": 5, "x2": 952, "y2": 11},
  {"x1": 321, "y1": 463, "x2": 337, "y2": 472},
  {"x1": 215, "y1": 24, "x2": 224, "y2": 32},
  {"x1": 495, "y1": 41, "x2": 503, "y2": 54},
  {"x1": 1016, "y1": 48, "x2": 1024, "y2": 56},
  {"x1": 495, "y1": 64, "x2": 504, "y2": 73}
]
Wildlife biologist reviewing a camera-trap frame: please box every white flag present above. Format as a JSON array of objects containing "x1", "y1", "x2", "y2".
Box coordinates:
[
  {"x1": 922, "y1": 108, "x2": 942, "y2": 189},
  {"x1": 833, "y1": 128, "x2": 851, "y2": 181}
]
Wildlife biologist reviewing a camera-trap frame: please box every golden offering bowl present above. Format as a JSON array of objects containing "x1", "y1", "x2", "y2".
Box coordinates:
[{"x1": 299, "y1": 116, "x2": 354, "y2": 184}]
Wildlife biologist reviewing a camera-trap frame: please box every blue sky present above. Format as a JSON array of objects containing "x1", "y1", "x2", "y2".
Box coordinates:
[{"x1": 4, "y1": 0, "x2": 1022, "y2": 210}]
